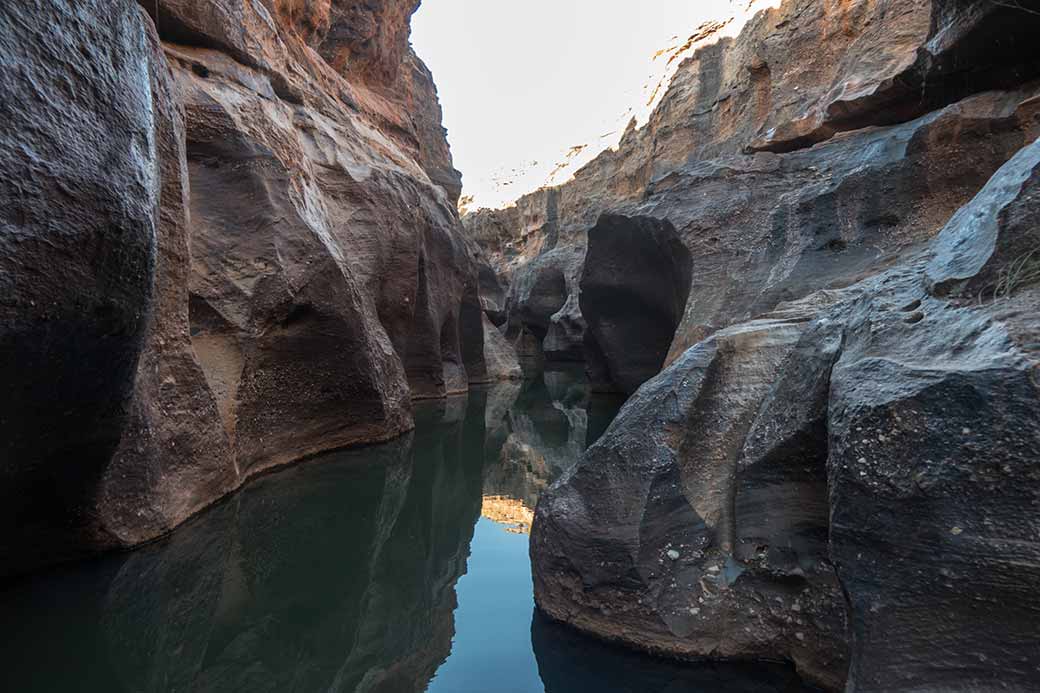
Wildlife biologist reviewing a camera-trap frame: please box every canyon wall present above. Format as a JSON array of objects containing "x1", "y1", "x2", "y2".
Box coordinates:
[
  {"x1": 0, "y1": 0, "x2": 504, "y2": 575},
  {"x1": 469, "y1": 0, "x2": 1040, "y2": 391},
  {"x1": 515, "y1": 0, "x2": 1040, "y2": 691}
]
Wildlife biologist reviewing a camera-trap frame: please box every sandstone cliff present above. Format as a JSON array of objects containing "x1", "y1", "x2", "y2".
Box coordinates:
[{"x1": 0, "y1": 0, "x2": 489, "y2": 575}]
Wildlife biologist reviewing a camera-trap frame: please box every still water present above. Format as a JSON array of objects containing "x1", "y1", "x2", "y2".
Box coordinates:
[{"x1": 0, "y1": 368, "x2": 814, "y2": 692}]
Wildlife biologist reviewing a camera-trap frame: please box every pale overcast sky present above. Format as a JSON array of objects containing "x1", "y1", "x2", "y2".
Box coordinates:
[{"x1": 412, "y1": 1, "x2": 735, "y2": 210}]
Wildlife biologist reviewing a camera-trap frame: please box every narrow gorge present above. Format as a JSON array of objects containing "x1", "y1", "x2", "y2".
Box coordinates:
[{"x1": 1, "y1": 1, "x2": 1038, "y2": 691}]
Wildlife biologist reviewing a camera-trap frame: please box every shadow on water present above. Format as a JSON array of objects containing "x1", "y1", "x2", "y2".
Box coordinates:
[{"x1": 0, "y1": 367, "x2": 815, "y2": 692}]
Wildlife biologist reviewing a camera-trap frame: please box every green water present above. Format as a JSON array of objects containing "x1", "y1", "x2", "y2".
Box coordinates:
[{"x1": 0, "y1": 369, "x2": 813, "y2": 692}]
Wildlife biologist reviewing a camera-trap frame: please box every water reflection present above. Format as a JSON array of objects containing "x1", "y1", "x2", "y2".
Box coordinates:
[
  {"x1": 0, "y1": 368, "x2": 814, "y2": 692},
  {"x1": 480, "y1": 368, "x2": 622, "y2": 534}
]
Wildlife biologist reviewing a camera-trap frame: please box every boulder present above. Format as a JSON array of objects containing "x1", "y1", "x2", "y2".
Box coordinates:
[
  {"x1": 532, "y1": 303, "x2": 849, "y2": 690},
  {"x1": 580, "y1": 214, "x2": 692, "y2": 394}
]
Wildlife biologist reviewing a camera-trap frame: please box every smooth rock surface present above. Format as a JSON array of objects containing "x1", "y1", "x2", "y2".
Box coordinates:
[{"x1": 580, "y1": 214, "x2": 691, "y2": 394}]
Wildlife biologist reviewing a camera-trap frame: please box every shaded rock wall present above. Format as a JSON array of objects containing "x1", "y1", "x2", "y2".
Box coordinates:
[
  {"x1": 503, "y1": 245, "x2": 586, "y2": 375},
  {"x1": 0, "y1": 0, "x2": 482, "y2": 574},
  {"x1": 0, "y1": 0, "x2": 166, "y2": 568},
  {"x1": 826, "y1": 139, "x2": 1040, "y2": 692},
  {"x1": 581, "y1": 215, "x2": 692, "y2": 394}
]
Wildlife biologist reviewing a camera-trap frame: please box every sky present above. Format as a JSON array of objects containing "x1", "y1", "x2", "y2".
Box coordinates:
[{"x1": 411, "y1": 0, "x2": 735, "y2": 211}]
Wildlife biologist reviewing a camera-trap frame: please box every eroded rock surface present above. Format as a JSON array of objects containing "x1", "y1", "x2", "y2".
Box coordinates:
[
  {"x1": 533, "y1": 139, "x2": 1040, "y2": 690},
  {"x1": 533, "y1": 307, "x2": 849, "y2": 689},
  {"x1": 1, "y1": 0, "x2": 482, "y2": 573},
  {"x1": 503, "y1": 244, "x2": 586, "y2": 375},
  {"x1": 827, "y1": 139, "x2": 1040, "y2": 693},
  {"x1": 465, "y1": 0, "x2": 1040, "y2": 387},
  {"x1": 523, "y1": 2, "x2": 1040, "y2": 688}
]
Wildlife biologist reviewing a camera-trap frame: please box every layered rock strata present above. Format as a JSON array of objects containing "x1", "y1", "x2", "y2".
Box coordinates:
[{"x1": 466, "y1": 0, "x2": 1040, "y2": 386}]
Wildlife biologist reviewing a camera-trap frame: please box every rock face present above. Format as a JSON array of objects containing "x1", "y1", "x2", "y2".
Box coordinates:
[
  {"x1": 533, "y1": 306, "x2": 850, "y2": 689},
  {"x1": 533, "y1": 137, "x2": 1040, "y2": 690},
  {"x1": 481, "y1": 314, "x2": 522, "y2": 382},
  {"x1": 526, "y1": 1, "x2": 1040, "y2": 690},
  {"x1": 1, "y1": 0, "x2": 482, "y2": 574},
  {"x1": 465, "y1": 0, "x2": 1040, "y2": 383},
  {"x1": 503, "y1": 245, "x2": 586, "y2": 375},
  {"x1": 827, "y1": 140, "x2": 1040, "y2": 692},
  {"x1": 0, "y1": 0, "x2": 164, "y2": 569}
]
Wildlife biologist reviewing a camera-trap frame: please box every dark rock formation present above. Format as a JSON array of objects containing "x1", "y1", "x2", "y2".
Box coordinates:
[
  {"x1": 525, "y1": 2, "x2": 1040, "y2": 689},
  {"x1": 533, "y1": 137, "x2": 1040, "y2": 690},
  {"x1": 0, "y1": 0, "x2": 165, "y2": 569},
  {"x1": 502, "y1": 244, "x2": 586, "y2": 375},
  {"x1": 1, "y1": 0, "x2": 482, "y2": 574},
  {"x1": 580, "y1": 214, "x2": 692, "y2": 394},
  {"x1": 532, "y1": 304, "x2": 849, "y2": 689},
  {"x1": 826, "y1": 138, "x2": 1040, "y2": 693}
]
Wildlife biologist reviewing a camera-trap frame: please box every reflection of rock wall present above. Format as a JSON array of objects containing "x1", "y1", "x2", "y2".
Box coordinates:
[
  {"x1": 481, "y1": 496, "x2": 535, "y2": 534},
  {"x1": 481, "y1": 372, "x2": 622, "y2": 532},
  {"x1": 34, "y1": 402, "x2": 485, "y2": 693}
]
